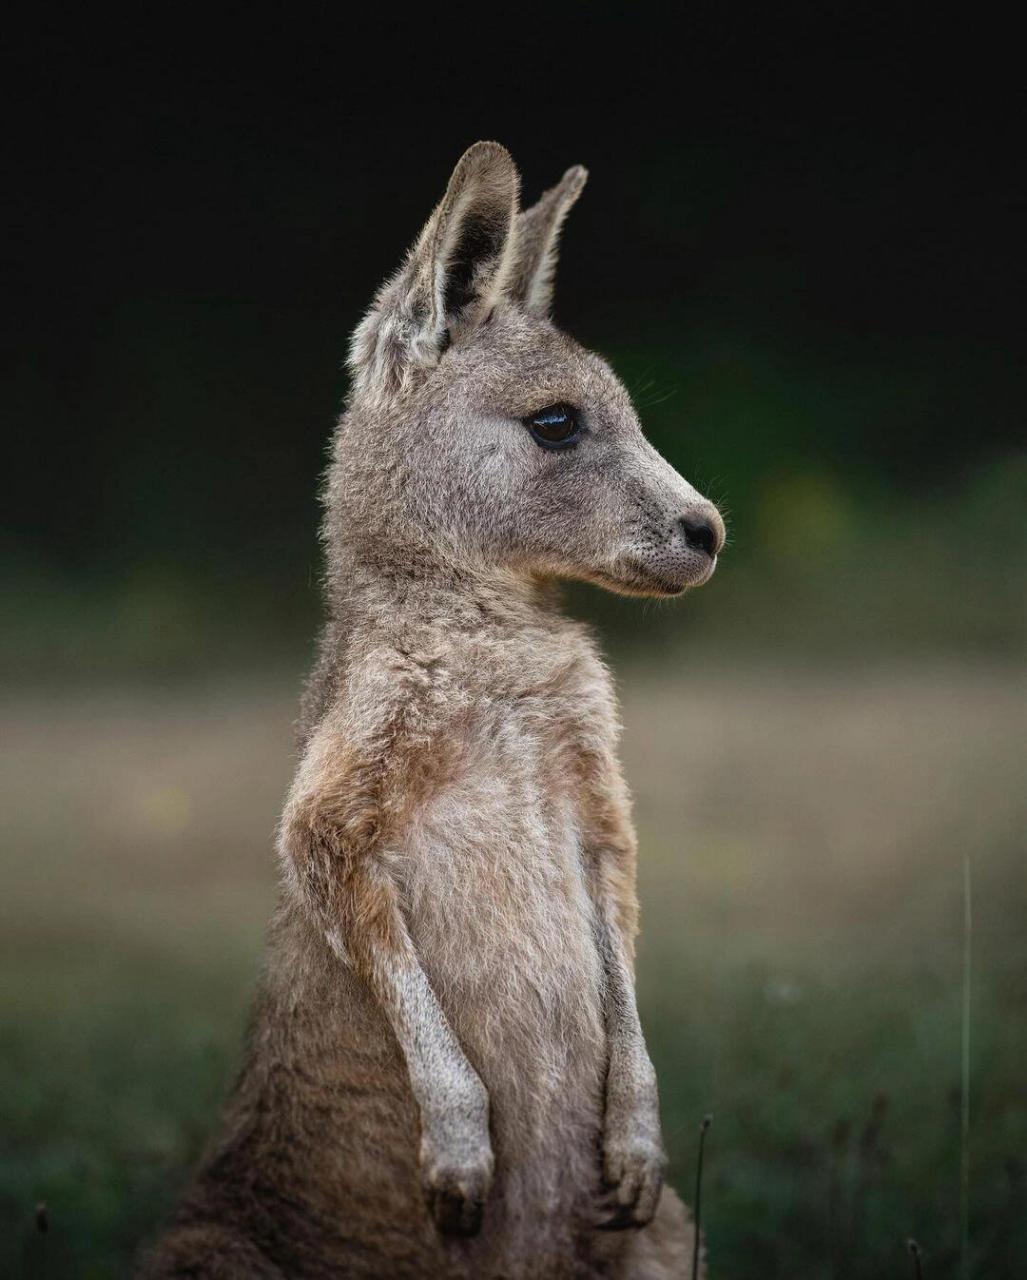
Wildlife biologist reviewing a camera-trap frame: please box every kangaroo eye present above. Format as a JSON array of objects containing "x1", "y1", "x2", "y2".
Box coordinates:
[{"x1": 524, "y1": 404, "x2": 581, "y2": 450}]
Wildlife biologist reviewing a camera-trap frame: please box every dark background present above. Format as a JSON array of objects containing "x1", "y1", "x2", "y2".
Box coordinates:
[
  {"x1": 5, "y1": 8, "x2": 1024, "y2": 670},
  {"x1": 3, "y1": 9, "x2": 1026, "y2": 1279}
]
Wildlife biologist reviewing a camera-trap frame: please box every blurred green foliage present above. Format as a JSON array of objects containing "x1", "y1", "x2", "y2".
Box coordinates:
[
  {"x1": 5, "y1": 315, "x2": 1026, "y2": 679},
  {"x1": 6, "y1": 928, "x2": 1025, "y2": 1278}
]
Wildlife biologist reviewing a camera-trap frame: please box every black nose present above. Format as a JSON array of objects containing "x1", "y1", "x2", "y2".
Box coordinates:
[{"x1": 680, "y1": 515, "x2": 719, "y2": 557}]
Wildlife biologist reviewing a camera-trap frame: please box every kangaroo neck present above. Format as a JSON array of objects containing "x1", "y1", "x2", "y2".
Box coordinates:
[{"x1": 327, "y1": 543, "x2": 561, "y2": 645}]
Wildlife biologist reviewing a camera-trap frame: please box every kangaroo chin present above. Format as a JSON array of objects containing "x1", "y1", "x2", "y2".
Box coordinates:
[{"x1": 140, "y1": 141, "x2": 718, "y2": 1280}]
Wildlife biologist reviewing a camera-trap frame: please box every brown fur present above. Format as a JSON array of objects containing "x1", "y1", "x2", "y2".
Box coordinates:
[{"x1": 139, "y1": 142, "x2": 722, "y2": 1278}]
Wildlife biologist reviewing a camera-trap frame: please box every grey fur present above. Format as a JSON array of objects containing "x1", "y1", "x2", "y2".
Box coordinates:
[{"x1": 140, "y1": 142, "x2": 721, "y2": 1279}]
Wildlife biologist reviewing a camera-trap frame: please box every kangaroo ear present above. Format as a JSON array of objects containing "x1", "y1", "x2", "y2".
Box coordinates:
[
  {"x1": 349, "y1": 142, "x2": 519, "y2": 400},
  {"x1": 507, "y1": 165, "x2": 587, "y2": 317}
]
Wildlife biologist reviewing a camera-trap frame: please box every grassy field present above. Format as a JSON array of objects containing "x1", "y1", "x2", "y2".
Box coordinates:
[{"x1": 2, "y1": 661, "x2": 1025, "y2": 1277}]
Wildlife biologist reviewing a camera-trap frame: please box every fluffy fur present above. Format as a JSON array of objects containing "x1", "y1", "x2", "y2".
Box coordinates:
[{"x1": 140, "y1": 141, "x2": 724, "y2": 1279}]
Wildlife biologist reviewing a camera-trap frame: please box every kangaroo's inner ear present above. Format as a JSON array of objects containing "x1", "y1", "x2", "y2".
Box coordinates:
[
  {"x1": 437, "y1": 187, "x2": 513, "y2": 323},
  {"x1": 413, "y1": 141, "x2": 520, "y2": 344},
  {"x1": 507, "y1": 165, "x2": 588, "y2": 317}
]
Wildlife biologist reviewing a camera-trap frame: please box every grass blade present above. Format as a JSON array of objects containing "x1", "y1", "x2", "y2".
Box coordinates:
[
  {"x1": 692, "y1": 1113, "x2": 712, "y2": 1279},
  {"x1": 960, "y1": 855, "x2": 972, "y2": 1280}
]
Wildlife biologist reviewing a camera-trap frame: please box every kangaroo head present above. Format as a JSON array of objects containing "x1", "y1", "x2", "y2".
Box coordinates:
[{"x1": 332, "y1": 141, "x2": 725, "y2": 598}]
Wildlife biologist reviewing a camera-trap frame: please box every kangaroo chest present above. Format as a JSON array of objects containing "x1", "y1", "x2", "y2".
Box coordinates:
[{"x1": 397, "y1": 687, "x2": 611, "y2": 1069}]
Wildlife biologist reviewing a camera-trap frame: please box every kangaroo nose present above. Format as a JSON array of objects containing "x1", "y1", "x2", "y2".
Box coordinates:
[{"x1": 680, "y1": 514, "x2": 722, "y2": 557}]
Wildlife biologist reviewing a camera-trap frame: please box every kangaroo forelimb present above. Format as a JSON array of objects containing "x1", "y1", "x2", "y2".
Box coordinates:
[
  {"x1": 595, "y1": 901, "x2": 666, "y2": 1231},
  {"x1": 279, "y1": 726, "x2": 494, "y2": 1237}
]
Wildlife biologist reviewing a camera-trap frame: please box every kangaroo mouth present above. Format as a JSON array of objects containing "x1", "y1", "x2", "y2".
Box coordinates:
[{"x1": 588, "y1": 556, "x2": 716, "y2": 598}]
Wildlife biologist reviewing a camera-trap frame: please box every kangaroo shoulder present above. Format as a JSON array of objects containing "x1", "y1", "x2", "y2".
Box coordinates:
[{"x1": 286, "y1": 644, "x2": 466, "y2": 834}]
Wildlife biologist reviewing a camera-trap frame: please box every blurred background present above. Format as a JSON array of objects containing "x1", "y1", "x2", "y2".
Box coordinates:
[{"x1": 3, "y1": 8, "x2": 1025, "y2": 1277}]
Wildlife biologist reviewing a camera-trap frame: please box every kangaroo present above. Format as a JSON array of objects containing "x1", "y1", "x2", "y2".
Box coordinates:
[{"x1": 140, "y1": 142, "x2": 725, "y2": 1280}]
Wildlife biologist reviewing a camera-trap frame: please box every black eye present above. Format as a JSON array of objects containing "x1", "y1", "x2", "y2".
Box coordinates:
[{"x1": 524, "y1": 403, "x2": 581, "y2": 450}]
